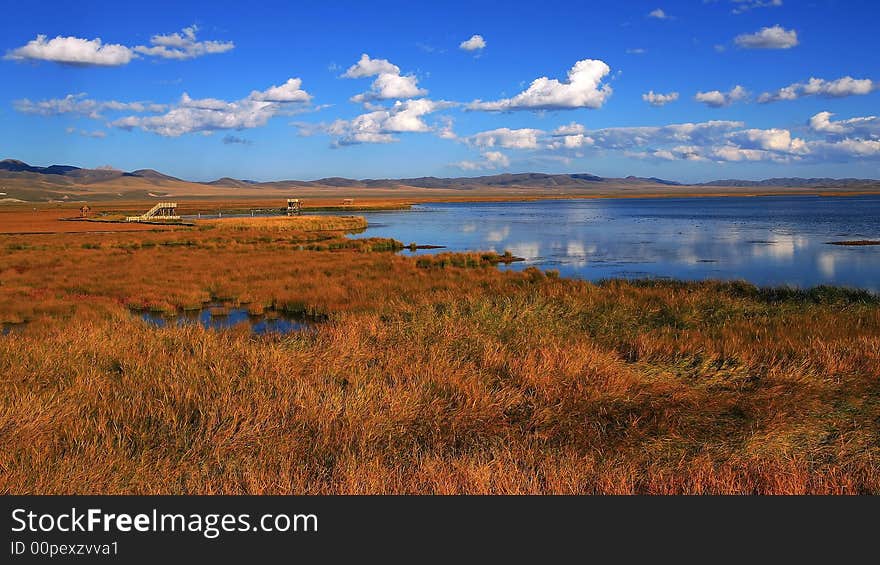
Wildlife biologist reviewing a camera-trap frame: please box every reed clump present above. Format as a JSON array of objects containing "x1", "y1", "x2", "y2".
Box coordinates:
[{"x1": 200, "y1": 215, "x2": 367, "y2": 233}]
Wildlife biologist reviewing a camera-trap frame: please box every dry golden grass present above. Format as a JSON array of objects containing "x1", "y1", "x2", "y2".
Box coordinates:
[
  {"x1": 1, "y1": 214, "x2": 879, "y2": 494},
  {"x1": 0, "y1": 208, "x2": 185, "y2": 234},
  {"x1": 200, "y1": 215, "x2": 368, "y2": 232}
]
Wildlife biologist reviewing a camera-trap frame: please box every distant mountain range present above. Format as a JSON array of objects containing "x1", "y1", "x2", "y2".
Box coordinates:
[
  {"x1": 1, "y1": 158, "x2": 879, "y2": 202},
  {"x1": 697, "y1": 178, "x2": 880, "y2": 188},
  {"x1": 0, "y1": 159, "x2": 183, "y2": 184}
]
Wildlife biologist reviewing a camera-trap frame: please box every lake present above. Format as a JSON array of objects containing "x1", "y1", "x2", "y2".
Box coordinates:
[{"x1": 353, "y1": 195, "x2": 880, "y2": 291}]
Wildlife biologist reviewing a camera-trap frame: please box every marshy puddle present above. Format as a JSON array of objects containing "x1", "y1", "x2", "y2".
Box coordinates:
[
  {"x1": 1, "y1": 322, "x2": 27, "y2": 335},
  {"x1": 138, "y1": 304, "x2": 314, "y2": 334}
]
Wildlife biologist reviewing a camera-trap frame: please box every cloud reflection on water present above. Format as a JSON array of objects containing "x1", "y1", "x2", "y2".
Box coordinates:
[{"x1": 353, "y1": 196, "x2": 880, "y2": 291}]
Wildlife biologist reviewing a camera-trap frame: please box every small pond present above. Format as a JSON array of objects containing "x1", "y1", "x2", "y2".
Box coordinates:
[{"x1": 138, "y1": 304, "x2": 314, "y2": 334}]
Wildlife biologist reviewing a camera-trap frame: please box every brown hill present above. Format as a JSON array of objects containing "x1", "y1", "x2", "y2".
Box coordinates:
[{"x1": 1, "y1": 158, "x2": 879, "y2": 202}]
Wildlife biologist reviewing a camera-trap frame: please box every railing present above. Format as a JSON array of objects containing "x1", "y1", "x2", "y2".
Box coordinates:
[{"x1": 126, "y1": 202, "x2": 180, "y2": 222}]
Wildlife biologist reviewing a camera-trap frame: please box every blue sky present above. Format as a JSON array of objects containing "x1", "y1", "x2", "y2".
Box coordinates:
[{"x1": 1, "y1": 0, "x2": 878, "y2": 182}]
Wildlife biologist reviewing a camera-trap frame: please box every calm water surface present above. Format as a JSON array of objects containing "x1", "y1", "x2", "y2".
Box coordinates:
[
  {"x1": 140, "y1": 306, "x2": 312, "y2": 334},
  {"x1": 353, "y1": 195, "x2": 880, "y2": 291}
]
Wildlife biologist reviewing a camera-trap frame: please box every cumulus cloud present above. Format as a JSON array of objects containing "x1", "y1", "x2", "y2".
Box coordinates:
[
  {"x1": 6, "y1": 26, "x2": 234, "y2": 66},
  {"x1": 642, "y1": 90, "x2": 679, "y2": 107},
  {"x1": 726, "y1": 128, "x2": 807, "y2": 153},
  {"x1": 351, "y1": 73, "x2": 426, "y2": 103},
  {"x1": 342, "y1": 54, "x2": 400, "y2": 78},
  {"x1": 808, "y1": 111, "x2": 880, "y2": 138},
  {"x1": 461, "y1": 115, "x2": 880, "y2": 166},
  {"x1": 461, "y1": 120, "x2": 745, "y2": 155},
  {"x1": 14, "y1": 93, "x2": 166, "y2": 118},
  {"x1": 552, "y1": 123, "x2": 585, "y2": 136},
  {"x1": 325, "y1": 99, "x2": 448, "y2": 146},
  {"x1": 758, "y1": 76, "x2": 877, "y2": 103},
  {"x1": 543, "y1": 123, "x2": 594, "y2": 149},
  {"x1": 695, "y1": 85, "x2": 748, "y2": 107},
  {"x1": 133, "y1": 25, "x2": 234, "y2": 60},
  {"x1": 248, "y1": 78, "x2": 311, "y2": 103},
  {"x1": 455, "y1": 151, "x2": 510, "y2": 171},
  {"x1": 466, "y1": 127, "x2": 543, "y2": 149},
  {"x1": 342, "y1": 53, "x2": 427, "y2": 103},
  {"x1": 587, "y1": 120, "x2": 745, "y2": 150},
  {"x1": 734, "y1": 25, "x2": 798, "y2": 49},
  {"x1": 809, "y1": 138, "x2": 880, "y2": 159},
  {"x1": 730, "y1": 0, "x2": 782, "y2": 14},
  {"x1": 468, "y1": 58, "x2": 612, "y2": 111},
  {"x1": 4, "y1": 35, "x2": 133, "y2": 66},
  {"x1": 459, "y1": 35, "x2": 486, "y2": 51},
  {"x1": 612, "y1": 120, "x2": 878, "y2": 163},
  {"x1": 111, "y1": 78, "x2": 312, "y2": 137},
  {"x1": 648, "y1": 8, "x2": 671, "y2": 19},
  {"x1": 621, "y1": 126, "x2": 806, "y2": 164}
]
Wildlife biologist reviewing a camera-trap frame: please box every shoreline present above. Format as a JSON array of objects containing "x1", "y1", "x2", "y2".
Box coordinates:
[{"x1": 1, "y1": 186, "x2": 879, "y2": 217}]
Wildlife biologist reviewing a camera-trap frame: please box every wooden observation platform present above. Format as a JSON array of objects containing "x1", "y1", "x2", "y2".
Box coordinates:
[{"x1": 126, "y1": 202, "x2": 180, "y2": 222}]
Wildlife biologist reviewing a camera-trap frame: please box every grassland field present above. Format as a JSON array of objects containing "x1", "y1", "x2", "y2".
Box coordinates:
[{"x1": 1, "y1": 206, "x2": 879, "y2": 494}]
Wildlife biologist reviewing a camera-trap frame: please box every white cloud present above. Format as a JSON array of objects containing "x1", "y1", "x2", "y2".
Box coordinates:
[
  {"x1": 352, "y1": 73, "x2": 426, "y2": 103},
  {"x1": 734, "y1": 25, "x2": 798, "y2": 49},
  {"x1": 758, "y1": 76, "x2": 877, "y2": 103},
  {"x1": 133, "y1": 25, "x2": 233, "y2": 60},
  {"x1": 710, "y1": 146, "x2": 780, "y2": 162},
  {"x1": 648, "y1": 8, "x2": 671, "y2": 19},
  {"x1": 468, "y1": 58, "x2": 612, "y2": 111},
  {"x1": 455, "y1": 151, "x2": 510, "y2": 170},
  {"x1": 726, "y1": 128, "x2": 807, "y2": 153},
  {"x1": 466, "y1": 127, "x2": 543, "y2": 149},
  {"x1": 614, "y1": 120, "x2": 880, "y2": 163},
  {"x1": 249, "y1": 78, "x2": 311, "y2": 103},
  {"x1": 111, "y1": 78, "x2": 311, "y2": 137},
  {"x1": 550, "y1": 134, "x2": 594, "y2": 149},
  {"x1": 546, "y1": 123, "x2": 593, "y2": 149},
  {"x1": 552, "y1": 123, "x2": 586, "y2": 136},
  {"x1": 625, "y1": 146, "x2": 713, "y2": 161},
  {"x1": 587, "y1": 120, "x2": 745, "y2": 150},
  {"x1": 342, "y1": 54, "x2": 400, "y2": 78},
  {"x1": 5, "y1": 35, "x2": 133, "y2": 66},
  {"x1": 325, "y1": 99, "x2": 447, "y2": 146},
  {"x1": 695, "y1": 85, "x2": 748, "y2": 107},
  {"x1": 5, "y1": 26, "x2": 233, "y2": 66},
  {"x1": 437, "y1": 117, "x2": 457, "y2": 139},
  {"x1": 342, "y1": 53, "x2": 427, "y2": 103},
  {"x1": 461, "y1": 114, "x2": 880, "y2": 165},
  {"x1": 811, "y1": 139, "x2": 880, "y2": 158},
  {"x1": 730, "y1": 0, "x2": 782, "y2": 14},
  {"x1": 461, "y1": 120, "x2": 744, "y2": 156},
  {"x1": 642, "y1": 90, "x2": 679, "y2": 107},
  {"x1": 626, "y1": 126, "x2": 806, "y2": 164},
  {"x1": 14, "y1": 93, "x2": 166, "y2": 118},
  {"x1": 808, "y1": 111, "x2": 880, "y2": 138},
  {"x1": 459, "y1": 35, "x2": 486, "y2": 51}
]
